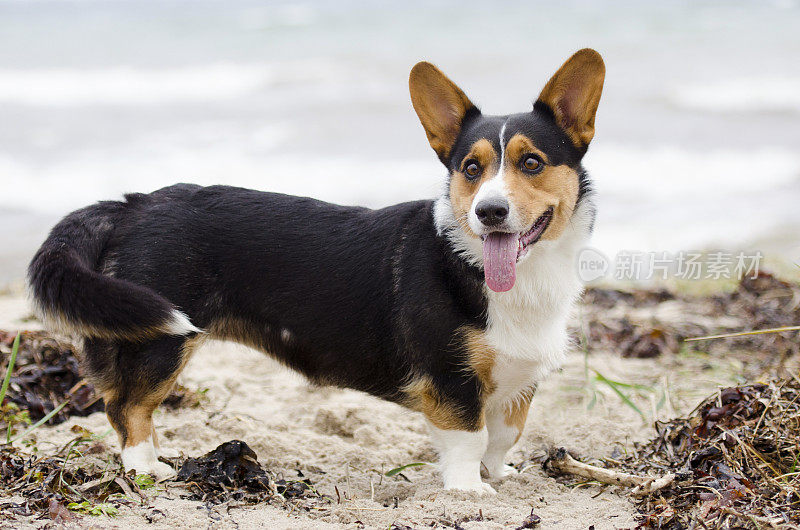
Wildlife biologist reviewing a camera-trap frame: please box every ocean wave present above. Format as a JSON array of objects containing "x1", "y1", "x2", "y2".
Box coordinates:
[
  {"x1": 670, "y1": 78, "x2": 800, "y2": 113},
  {"x1": 0, "y1": 148, "x2": 443, "y2": 216},
  {"x1": 0, "y1": 64, "x2": 272, "y2": 106},
  {"x1": 585, "y1": 143, "x2": 800, "y2": 254},
  {"x1": 2, "y1": 141, "x2": 798, "y2": 257},
  {"x1": 584, "y1": 144, "x2": 800, "y2": 197}
]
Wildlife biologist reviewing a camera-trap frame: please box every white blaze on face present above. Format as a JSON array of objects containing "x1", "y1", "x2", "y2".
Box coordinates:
[
  {"x1": 467, "y1": 121, "x2": 511, "y2": 236},
  {"x1": 468, "y1": 121, "x2": 524, "y2": 293}
]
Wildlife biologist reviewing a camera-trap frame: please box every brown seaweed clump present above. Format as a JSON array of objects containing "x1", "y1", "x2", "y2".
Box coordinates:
[
  {"x1": 0, "y1": 330, "x2": 204, "y2": 428},
  {"x1": 617, "y1": 380, "x2": 800, "y2": 528},
  {"x1": 175, "y1": 440, "x2": 323, "y2": 507},
  {"x1": 0, "y1": 331, "x2": 104, "y2": 424},
  {"x1": 581, "y1": 272, "x2": 800, "y2": 367},
  {"x1": 0, "y1": 427, "x2": 137, "y2": 523}
]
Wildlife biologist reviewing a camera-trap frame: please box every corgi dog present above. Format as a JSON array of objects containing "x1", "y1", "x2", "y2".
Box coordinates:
[{"x1": 28, "y1": 49, "x2": 604, "y2": 493}]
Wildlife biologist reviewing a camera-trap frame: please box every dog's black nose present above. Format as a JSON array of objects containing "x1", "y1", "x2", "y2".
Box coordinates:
[{"x1": 475, "y1": 198, "x2": 509, "y2": 226}]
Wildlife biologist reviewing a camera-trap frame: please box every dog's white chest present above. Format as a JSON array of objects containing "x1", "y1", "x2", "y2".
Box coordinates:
[{"x1": 482, "y1": 243, "x2": 583, "y2": 408}]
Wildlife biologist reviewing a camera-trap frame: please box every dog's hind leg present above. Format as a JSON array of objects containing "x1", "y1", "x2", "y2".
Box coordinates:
[{"x1": 84, "y1": 335, "x2": 199, "y2": 479}]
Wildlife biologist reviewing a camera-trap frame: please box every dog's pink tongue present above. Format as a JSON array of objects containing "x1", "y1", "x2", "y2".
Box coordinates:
[{"x1": 482, "y1": 232, "x2": 519, "y2": 292}]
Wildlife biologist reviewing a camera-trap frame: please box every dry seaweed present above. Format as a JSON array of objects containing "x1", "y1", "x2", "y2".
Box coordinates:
[
  {"x1": 0, "y1": 331, "x2": 104, "y2": 424},
  {"x1": 613, "y1": 379, "x2": 800, "y2": 528},
  {"x1": 707, "y1": 274, "x2": 800, "y2": 360},
  {"x1": 0, "y1": 330, "x2": 203, "y2": 426},
  {"x1": 0, "y1": 430, "x2": 135, "y2": 522},
  {"x1": 0, "y1": 437, "x2": 326, "y2": 523},
  {"x1": 175, "y1": 440, "x2": 322, "y2": 507},
  {"x1": 581, "y1": 272, "x2": 800, "y2": 369}
]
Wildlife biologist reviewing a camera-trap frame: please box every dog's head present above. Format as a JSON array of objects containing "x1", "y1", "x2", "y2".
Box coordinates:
[{"x1": 410, "y1": 49, "x2": 604, "y2": 292}]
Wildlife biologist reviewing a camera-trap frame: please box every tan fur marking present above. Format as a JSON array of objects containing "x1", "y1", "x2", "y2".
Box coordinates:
[
  {"x1": 123, "y1": 404, "x2": 157, "y2": 447},
  {"x1": 448, "y1": 139, "x2": 498, "y2": 235},
  {"x1": 35, "y1": 307, "x2": 181, "y2": 343},
  {"x1": 207, "y1": 317, "x2": 268, "y2": 352},
  {"x1": 409, "y1": 62, "x2": 475, "y2": 160},
  {"x1": 537, "y1": 48, "x2": 605, "y2": 148},
  {"x1": 503, "y1": 133, "x2": 580, "y2": 241},
  {"x1": 402, "y1": 377, "x2": 483, "y2": 431},
  {"x1": 112, "y1": 337, "x2": 201, "y2": 449},
  {"x1": 504, "y1": 389, "x2": 534, "y2": 443},
  {"x1": 458, "y1": 326, "x2": 497, "y2": 396}
]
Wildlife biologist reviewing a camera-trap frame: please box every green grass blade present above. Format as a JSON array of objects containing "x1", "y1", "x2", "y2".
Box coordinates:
[
  {"x1": 0, "y1": 333, "x2": 21, "y2": 405},
  {"x1": 589, "y1": 370, "x2": 654, "y2": 392},
  {"x1": 385, "y1": 462, "x2": 429, "y2": 477},
  {"x1": 593, "y1": 371, "x2": 646, "y2": 421},
  {"x1": 10, "y1": 400, "x2": 68, "y2": 443}
]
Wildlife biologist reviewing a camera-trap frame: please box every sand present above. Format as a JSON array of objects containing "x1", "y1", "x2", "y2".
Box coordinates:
[{"x1": 0, "y1": 293, "x2": 718, "y2": 529}]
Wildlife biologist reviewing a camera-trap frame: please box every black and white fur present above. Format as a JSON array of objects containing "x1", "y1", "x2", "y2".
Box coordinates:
[{"x1": 28, "y1": 49, "x2": 604, "y2": 493}]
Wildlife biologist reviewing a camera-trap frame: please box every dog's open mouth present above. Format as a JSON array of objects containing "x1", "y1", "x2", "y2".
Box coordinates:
[{"x1": 481, "y1": 207, "x2": 554, "y2": 293}]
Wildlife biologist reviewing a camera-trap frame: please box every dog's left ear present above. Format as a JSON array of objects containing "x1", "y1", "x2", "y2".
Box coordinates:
[
  {"x1": 409, "y1": 62, "x2": 477, "y2": 164},
  {"x1": 536, "y1": 49, "x2": 605, "y2": 150}
]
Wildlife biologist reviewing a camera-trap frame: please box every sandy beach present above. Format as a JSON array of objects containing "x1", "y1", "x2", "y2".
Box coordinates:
[
  {"x1": 2, "y1": 3, "x2": 799, "y2": 527},
  {"x1": 2, "y1": 280, "x2": 765, "y2": 529}
]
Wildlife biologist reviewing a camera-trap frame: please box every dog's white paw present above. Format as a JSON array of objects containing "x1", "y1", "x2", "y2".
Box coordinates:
[
  {"x1": 483, "y1": 462, "x2": 517, "y2": 479},
  {"x1": 125, "y1": 459, "x2": 176, "y2": 480},
  {"x1": 445, "y1": 481, "x2": 497, "y2": 495},
  {"x1": 122, "y1": 438, "x2": 177, "y2": 480},
  {"x1": 149, "y1": 461, "x2": 177, "y2": 481},
  {"x1": 478, "y1": 482, "x2": 498, "y2": 495}
]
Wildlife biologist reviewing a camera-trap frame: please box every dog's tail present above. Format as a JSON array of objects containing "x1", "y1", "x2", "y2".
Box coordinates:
[{"x1": 27, "y1": 203, "x2": 200, "y2": 342}]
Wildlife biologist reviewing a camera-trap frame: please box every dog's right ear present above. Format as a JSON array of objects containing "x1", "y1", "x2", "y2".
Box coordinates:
[{"x1": 409, "y1": 62, "x2": 477, "y2": 164}]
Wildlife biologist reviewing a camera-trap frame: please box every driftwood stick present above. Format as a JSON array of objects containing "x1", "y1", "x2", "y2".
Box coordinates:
[{"x1": 545, "y1": 448, "x2": 676, "y2": 496}]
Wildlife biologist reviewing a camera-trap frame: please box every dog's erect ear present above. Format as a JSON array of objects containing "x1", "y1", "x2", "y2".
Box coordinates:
[
  {"x1": 409, "y1": 62, "x2": 477, "y2": 163},
  {"x1": 536, "y1": 49, "x2": 605, "y2": 150}
]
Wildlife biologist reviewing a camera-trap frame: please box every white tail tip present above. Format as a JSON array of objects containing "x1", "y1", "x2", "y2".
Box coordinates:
[{"x1": 165, "y1": 310, "x2": 202, "y2": 336}]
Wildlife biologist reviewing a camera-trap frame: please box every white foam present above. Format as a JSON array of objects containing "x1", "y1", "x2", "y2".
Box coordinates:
[
  {"x1": 584, "y1": 143, "x2": 800, "y2": 198},
  {"x1": 584, "y1": 143, "x2": 800, "y2": 254},
  {"x1": 671, "y1": 78, "x2": 800, "y2": 113},
  {"x1": 0, "y1": 137, "x2": 443, "y2": 216},
  {"x1": 3, "y1": 136, "x2": 798, "y2": 261},
  {"x1": 0, "y1": 64, "x2": 271, "y2": 106}
]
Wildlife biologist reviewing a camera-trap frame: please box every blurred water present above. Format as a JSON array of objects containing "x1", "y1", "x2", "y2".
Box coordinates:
[{"x1": 1, "y1": 0, "x2": 799, "y2": 284}]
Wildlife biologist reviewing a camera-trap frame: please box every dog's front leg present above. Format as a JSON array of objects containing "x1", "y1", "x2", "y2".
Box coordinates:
[{"x1": 428, "y1": 422, "x2": 495, "y2": 494}]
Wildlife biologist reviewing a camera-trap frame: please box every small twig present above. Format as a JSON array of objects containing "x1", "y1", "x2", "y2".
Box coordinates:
[
  {"x1": 545, "y1": 448, "x2": 676, "y2": 496},
  {"x1": 685, "y1": 326, "x2": 800, "y2": 342}
]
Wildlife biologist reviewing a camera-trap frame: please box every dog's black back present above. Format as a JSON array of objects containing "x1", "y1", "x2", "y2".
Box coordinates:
[{"x1": 30, "y1": 184, "x2": 489, "y2": 411}]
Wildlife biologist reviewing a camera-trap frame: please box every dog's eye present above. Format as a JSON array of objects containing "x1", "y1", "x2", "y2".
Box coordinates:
[
  {"x1": 464, "y1": 161, "x2": 481, "y2": 179},
  {"x1": 521, "y1": 154, "x2": 544, "y2": 174}
]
